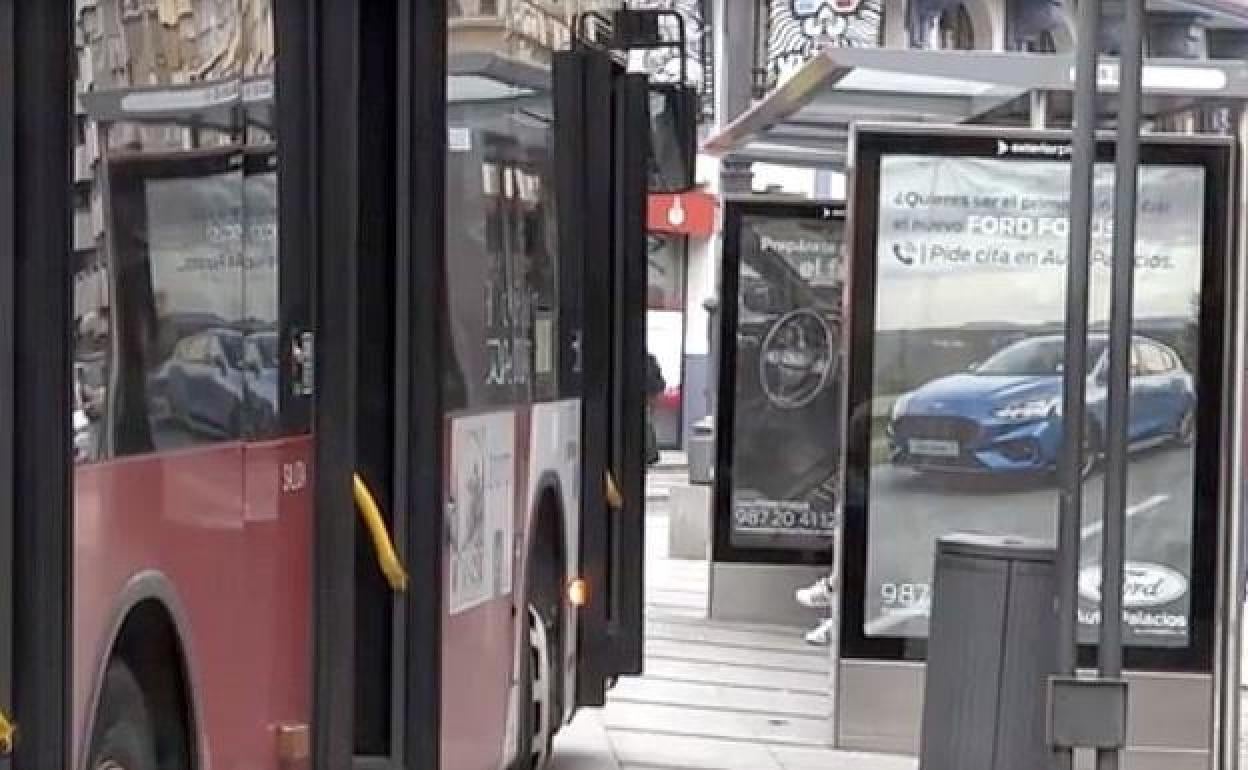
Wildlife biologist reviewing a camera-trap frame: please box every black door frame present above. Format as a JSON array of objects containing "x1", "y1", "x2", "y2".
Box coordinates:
[
  {"x1": 608, "y1": 71, "x2": 650, "y2": 678},
  {"x1": 0, "y1": 1, "x2": 14, "y2": 766},
  {"x1": 296, "y1": 1, "x2": 360, "y2": 767},
  {"x1": 340, "y1": 2, "x2": 446, "y2": 767},
  {"x1": 395, "y1": 1, "x2": 446, "y2": 768},
  {"x1": 556, "y1": 45, "x2": 616, "y2": 708},
  {"x1": 6, "y1": 3, "x2": 72, "y2": 770},
  {"x1": 556, "y1": 45, "x2": 651, "y2": 705}
]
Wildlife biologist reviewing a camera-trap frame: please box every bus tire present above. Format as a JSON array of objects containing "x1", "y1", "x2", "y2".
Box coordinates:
[
  {"x1": 89, "y1": 661, "x2": 158, "y2": 770},
  {"x1": 518, "y1": 602, "x2": 555, "y2": 770}
]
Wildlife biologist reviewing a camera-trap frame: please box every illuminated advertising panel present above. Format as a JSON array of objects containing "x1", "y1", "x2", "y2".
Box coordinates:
[
  {"x1": 842, "y1": 127, "x2": 1230, "y2": 670},
  {"x1": 715, "y1": 201, "x2": 846, "y2": 562}
]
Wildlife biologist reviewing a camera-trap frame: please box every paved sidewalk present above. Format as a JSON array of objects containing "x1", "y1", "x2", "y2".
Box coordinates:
[
  {"x1": 560, "y1": 464, "x2": 1248, "y2": 768},
  {"x1": 549, "y1": 462, "x2": 916, "y2": 770},
  {"x1": 599, "y1": 507, "x2": 915, "y2": 770}
]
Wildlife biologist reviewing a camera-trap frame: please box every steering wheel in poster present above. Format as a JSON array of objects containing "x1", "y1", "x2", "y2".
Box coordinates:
[{"x1": 758, "y1": 308, "x2": 836, "y2": 410}]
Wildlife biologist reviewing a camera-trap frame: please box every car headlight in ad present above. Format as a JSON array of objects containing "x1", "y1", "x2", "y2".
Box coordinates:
[{"x1": 993, "y1": 397, "x2": 1059, "y2": 422}]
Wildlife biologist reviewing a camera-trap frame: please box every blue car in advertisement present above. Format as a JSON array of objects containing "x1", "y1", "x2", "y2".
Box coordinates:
[{"x1": 889, "y1": 334, "x2": 1196, "y2": 477}]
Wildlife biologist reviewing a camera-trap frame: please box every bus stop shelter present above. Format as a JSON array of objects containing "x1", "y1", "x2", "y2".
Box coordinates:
[
  {"x1": 704, "y1": 46, "x2": 1248, "y2": 166},
  {"x1": 702, "y1": 46, "x2": 1248, "y2": 769}
]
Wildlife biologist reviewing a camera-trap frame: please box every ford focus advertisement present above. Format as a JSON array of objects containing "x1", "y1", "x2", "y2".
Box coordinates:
[{"x1": 842, "y1": 128, "x2": 1229, "y2": 661}]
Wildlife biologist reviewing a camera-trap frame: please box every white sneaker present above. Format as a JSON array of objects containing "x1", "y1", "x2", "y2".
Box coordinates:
[
  {"x1": 796, "y1": 576, "x2": 836, "y2": 609},
  {"x1": 804, "y1": 617, "x2": 836, "y2": 646}
]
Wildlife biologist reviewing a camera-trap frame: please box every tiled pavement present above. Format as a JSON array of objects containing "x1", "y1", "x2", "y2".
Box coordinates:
[
  {"x1": 553, "y1": 458, "x2": 916, "y2": 770},
  {"x1": 555, "y1": 459, "x2": 1248, "y2": 768}
]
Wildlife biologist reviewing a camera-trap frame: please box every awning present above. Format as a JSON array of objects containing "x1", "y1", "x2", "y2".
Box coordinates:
[{"x1": 702, "y1": 47, "x2": 1248, "y2": 169}]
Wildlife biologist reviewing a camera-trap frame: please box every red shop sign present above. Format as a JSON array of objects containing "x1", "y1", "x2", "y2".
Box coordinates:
[{"x1": 647, "y1": 191, "x2": 717, "y2": 237}]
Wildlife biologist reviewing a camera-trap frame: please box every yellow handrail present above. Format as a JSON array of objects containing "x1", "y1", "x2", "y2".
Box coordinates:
[
  {"x1": 353, "y1": 473, "x2": 409, "y2": 592},
  {"x1": 605, "y1": 470, "x2": 623, "y2": 511},
  {"x1": 0, "y1": 709, "x2": 14, "y2": 755}
]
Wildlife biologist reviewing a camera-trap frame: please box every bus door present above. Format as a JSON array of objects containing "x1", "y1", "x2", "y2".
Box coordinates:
[{"x1": 554, "y1": 43, "x2": 650, "y2": 707}]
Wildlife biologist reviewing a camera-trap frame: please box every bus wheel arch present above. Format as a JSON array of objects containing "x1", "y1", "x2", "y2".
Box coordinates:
[
  {"x1": 519, "y1": 483, "x2": 568, "y2": 768},
  {"x1": 88, "y1": 583, "x2": 199, "y2": 770}
]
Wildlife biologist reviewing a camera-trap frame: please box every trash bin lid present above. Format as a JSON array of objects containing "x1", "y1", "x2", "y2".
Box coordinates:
[{"x1": 937, "y1": 532, "x2": 1056, "y2": 563}]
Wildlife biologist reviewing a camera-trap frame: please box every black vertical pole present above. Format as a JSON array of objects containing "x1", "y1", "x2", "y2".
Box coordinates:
[
  {"x1": 0, "y1": 0, "x2": 14, "y2": 763},
  {"x1": 11, "y1": 4, "x2": 72, "y2": 770},
  {"x1": 1056, "y1": 9, "x2": 1101, "y2": 770},
  {"x1": 399, "y1": 0, "x2": 447, "y2": 766},
  {"x1": 1098, "y1": 0, "x2": 1145, "y2": 766}
]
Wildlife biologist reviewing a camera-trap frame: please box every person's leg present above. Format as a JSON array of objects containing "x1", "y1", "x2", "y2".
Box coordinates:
[
  {"x1": 798, "y1": 572, "x2": 837, "y2": 644},
  {"x1": 645, "y1": 403, "x2": 659, "y2": 466}
]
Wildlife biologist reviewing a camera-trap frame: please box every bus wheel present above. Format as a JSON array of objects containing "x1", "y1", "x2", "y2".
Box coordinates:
[
  {"x1": 519, "y1": 603, "x2": 554, "y2": 769},
  {"x1": 89, "y1": 662, "x2": 158, "y2": 770}
]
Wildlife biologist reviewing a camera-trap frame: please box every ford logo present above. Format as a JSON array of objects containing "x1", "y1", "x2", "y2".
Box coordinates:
[{"x1": 1078, "y1": 561, "x2": 1188, "y2": 609}]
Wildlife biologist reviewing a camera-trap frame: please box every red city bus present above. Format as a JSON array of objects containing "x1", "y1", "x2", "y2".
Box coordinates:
[{"x1": 2, "y1": 3, "x2": 655, "y2": 770}]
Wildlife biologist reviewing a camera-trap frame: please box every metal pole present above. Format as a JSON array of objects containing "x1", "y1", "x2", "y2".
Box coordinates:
[
  {"x1": 1098, "y1": 0, "x2": 1145, "y2": 766},
  {"x1": 1056, "y1": 2, "x2": 1101, "y2": 768},
  {"x1": 1030, "y1": 90, "x2": 1049, "y2": 130},
  {"x1": 1215, "y1": 105, "x2": 1248, "y2": 770}
]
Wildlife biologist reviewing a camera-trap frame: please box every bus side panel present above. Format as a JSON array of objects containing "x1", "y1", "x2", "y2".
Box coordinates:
[
  {"x1": 72, "y1": 446, "x2": 245, "y2": 770},
  {"x1": 74, "y1": 438, "x2": 314, "y2": 770},
  {"x1": 240, "y1": 435, "x2": 315, "y2": 764},
  {"x1": 440, "y1": 409, "x2": 521, "y2": 770}
]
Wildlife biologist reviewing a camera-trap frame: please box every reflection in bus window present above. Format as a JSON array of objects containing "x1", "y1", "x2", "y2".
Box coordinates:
[
  {"x1": 242, "y1": 151, "x2": 282, "y2": 439},
  {"x1": 70, "y1": 0, "x2": 288, "y2": 463},
  {"x1": 445, "y1": 126, "x2": 560, "y2": 410},
  {"x1": 105, "y1": 155, "x2": 246, "y2": 456}
]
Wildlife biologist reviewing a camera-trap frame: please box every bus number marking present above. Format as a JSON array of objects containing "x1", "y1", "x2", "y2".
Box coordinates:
[{"x1": 282, "y1": 460, "x2": 308, "y2": 493}]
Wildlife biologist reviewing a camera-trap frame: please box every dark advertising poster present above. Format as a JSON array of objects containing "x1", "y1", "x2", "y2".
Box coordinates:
[
  {"x1": 863, "y1": 151, "x2": 1205, "y2": 648},
  {"x1": 728, "y1": 209, "x2": 845, "y2": 550}
]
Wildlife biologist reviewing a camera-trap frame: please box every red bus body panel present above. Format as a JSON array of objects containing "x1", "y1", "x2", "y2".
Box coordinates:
[
  {"x1": 440, "y1": 408, "x2": 526, "y2": 770},
  {"x1": 441, "y1": 401, "x2": 582, "y2": 770},
  {"x1": 72, "y1": 436, "x2": 313, "y2": 770}
]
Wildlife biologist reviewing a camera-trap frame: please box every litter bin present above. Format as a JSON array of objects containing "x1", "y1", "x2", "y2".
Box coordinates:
[
  {"x1": 687, "y1": 417, "x2": 714, "y2": 485},
  {"x1": 919, "y1": 533, "x2": 1058, "y2": 770}
]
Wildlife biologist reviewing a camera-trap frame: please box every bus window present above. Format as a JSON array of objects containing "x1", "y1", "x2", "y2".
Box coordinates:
[
  {"x1": 241, "y1": 149, "x2": 281, "y2": 440},
  {"x1": 107, "y1": 154, "x2": 247, "y2": 454}
]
